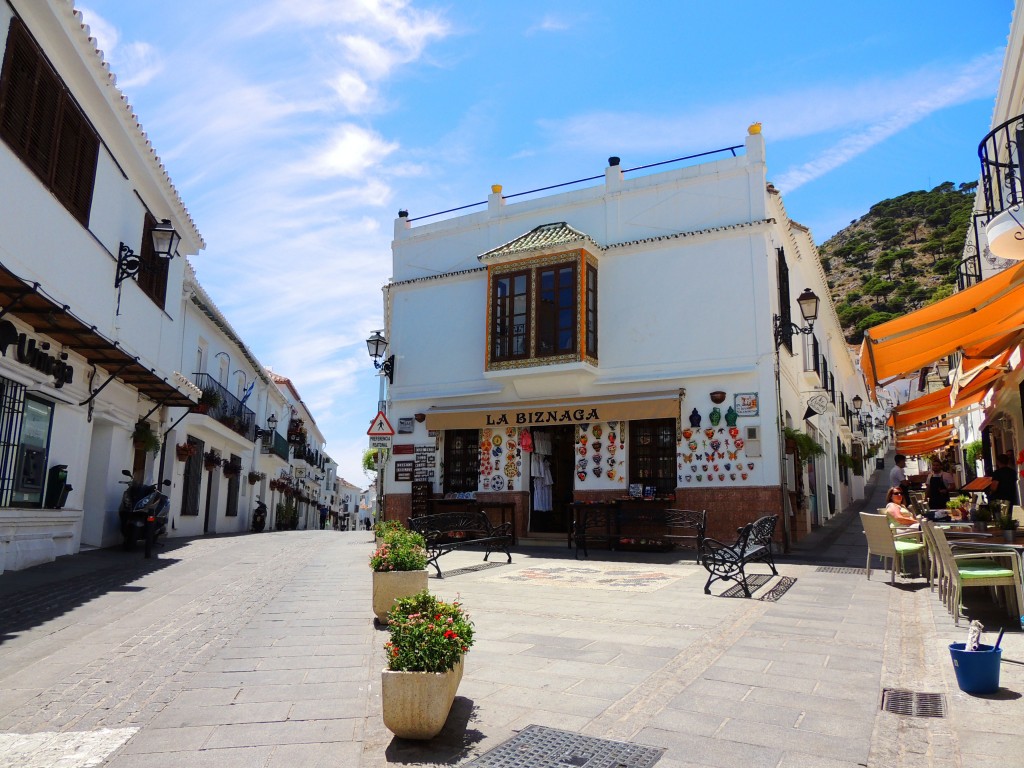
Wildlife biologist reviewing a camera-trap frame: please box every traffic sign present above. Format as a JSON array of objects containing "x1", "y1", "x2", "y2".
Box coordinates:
[
  {"x1": 367, "y1": 411, "x2": 395, "y2": 436},
  {"x1": 369, "y1": 435, "x2": 392, "y2": 448}
]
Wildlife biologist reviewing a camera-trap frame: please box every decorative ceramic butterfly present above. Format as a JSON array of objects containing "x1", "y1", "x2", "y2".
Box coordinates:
[
  {"x1": 728, "y1": 450, "x2": 739, "y2": 460},
  {"x1": 682, "y1": 452, "x2": 693, "y2": 462}
]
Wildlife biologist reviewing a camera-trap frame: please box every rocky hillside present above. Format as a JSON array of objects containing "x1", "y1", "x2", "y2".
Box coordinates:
[{"x1": 818, "y1": 182, "x2": 977, "y2": 343}]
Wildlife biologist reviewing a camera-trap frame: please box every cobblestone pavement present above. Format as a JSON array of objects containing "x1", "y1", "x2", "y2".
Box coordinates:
[{"x1": 0, "y1": 485, "x2": 1021, "y2": 767}]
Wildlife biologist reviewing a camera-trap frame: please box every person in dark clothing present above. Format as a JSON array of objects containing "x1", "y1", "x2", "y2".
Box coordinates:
[{"x1": 990, "y1": 452, "x2": 1019, "y2": 506}]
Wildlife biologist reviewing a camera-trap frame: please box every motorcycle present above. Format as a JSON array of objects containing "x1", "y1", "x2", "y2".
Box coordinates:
[
  {"x1": 118, "y1": 469, "x2": 171, "y2": 558},
  {"x1": 251, "y1": 497, "x2": 268, "y2": 532}
]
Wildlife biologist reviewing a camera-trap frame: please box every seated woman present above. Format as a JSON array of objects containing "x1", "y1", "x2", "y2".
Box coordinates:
[{"x1": 884, "y1": 487, "x2": 919, "y2": 528}]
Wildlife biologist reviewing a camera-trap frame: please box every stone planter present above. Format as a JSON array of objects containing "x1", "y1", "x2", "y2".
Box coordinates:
[
  {"x1": 372, "y1": 569, "x2": 428, "y2": 622},
  {"x1": 381, "y1": 658, "x2": 464, "y2": 740}
]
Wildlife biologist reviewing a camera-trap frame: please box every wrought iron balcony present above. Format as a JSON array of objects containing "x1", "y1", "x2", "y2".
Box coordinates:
[
  {"x1": 260, "y1": 430, "x2": 290, "y2": 461},
  {"x1": 979, "y1": 113, "x2": 1024, "y2": 218},
  {"x1": 192, "y1": 372, "x2": 256, "y2": 441}
]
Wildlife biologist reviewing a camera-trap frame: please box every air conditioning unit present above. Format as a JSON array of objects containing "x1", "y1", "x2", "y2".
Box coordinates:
[{"x1": 744, "y1": 425, "x2": 761, "y2": 457}]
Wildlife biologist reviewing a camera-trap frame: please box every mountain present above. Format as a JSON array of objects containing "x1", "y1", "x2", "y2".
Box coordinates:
[{"x1": 817, "y1": 182, "x2": 977, "y2": 344}]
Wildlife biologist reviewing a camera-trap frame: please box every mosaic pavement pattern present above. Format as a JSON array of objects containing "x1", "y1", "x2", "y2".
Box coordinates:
[{"x1": 485, "y1": 564, "x2": 686, "y2": 592}]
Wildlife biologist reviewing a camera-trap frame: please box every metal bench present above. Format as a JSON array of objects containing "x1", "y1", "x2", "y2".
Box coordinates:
[
  {"x1": 409, "y1": 510, "x2": 513, "y2": 578},
  {"x1": 573, "y1": 506, "x2": 706, "y2": 558},
  {"x1": 699, "y1": 514, "x2": 779, "y2": 597}
]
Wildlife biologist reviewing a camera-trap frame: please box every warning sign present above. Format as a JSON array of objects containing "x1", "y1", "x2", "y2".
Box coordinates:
[{"x1": 367, "y1": 411, "x2": 395, "y2": 436}]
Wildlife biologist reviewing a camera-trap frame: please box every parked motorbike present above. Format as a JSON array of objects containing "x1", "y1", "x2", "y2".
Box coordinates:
[
  {"x1": 251, "y1": 497, "x2": 268, "y2": 532},
  {"x1": 118, "y1": 469, "x2": 171, "y2": 558}
]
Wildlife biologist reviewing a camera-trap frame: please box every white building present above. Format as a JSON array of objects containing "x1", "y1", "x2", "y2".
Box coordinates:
[
  {"x1": 0, "y1": 2, "x2": 203, "y2": 570},
  {"x1": 379, "y1": 128, "x2": 869, "y2": 546}
]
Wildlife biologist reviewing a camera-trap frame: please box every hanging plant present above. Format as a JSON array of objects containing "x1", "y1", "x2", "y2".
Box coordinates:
[
  {"x1": 223, "y1": 460, "x2": 243, "y2": 478},
  {"x1": 783, "y1": 427, "x2": 826, "y2": 467},
  {"x1": 248, "y1": 471, "x2": 265, "y2": 485},
  {"x1": 196, "y1": 388, "x2": 222, "y2": 414},
  {"x1": 175, "y1": 442, "x2": 197, "y2": 461},
  {"x1": 203, "y1": 450, "x2": 222, "y2": 470},
  {"x1": 132, "y1": 421, "x2": 161, "y2": 454}
]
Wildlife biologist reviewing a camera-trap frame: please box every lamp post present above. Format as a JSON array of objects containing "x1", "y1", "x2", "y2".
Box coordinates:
[
  {"x1": 367, "y1": 330, "x2": 394, "y2": 524},
  {"x1": 772, "y1": 288, "x2": 820, "y2": 547},
  {"x1": 254, "y1": 413, "x2": 278, "y2": 443}
]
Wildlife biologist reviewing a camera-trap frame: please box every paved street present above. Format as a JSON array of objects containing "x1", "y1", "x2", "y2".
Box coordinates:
[{"x1": 1, "y1": 481, "x2": 1022, "y2": 767}]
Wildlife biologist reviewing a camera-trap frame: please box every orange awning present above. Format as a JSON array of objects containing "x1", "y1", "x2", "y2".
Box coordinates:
[
  {"x1": 896, "y1": 424, "x2": 955, "y2": 455},
  {"x1": 892, "y1": 367, "x2": 1002, "y2": 432},
  {"x1": 861, "y1": 261, "x2": 1024, "y2": 387}
]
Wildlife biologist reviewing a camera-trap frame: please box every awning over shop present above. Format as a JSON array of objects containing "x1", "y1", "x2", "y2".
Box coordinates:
[
  {"x1": 0, "y1": 261, "x2": 196, "y2": 408},
  {"x1": 891, "y1": 367, "x2": 1002, "y2": 433},
  {"x1": 895, "y1": 424, "x2": 955, "y2": 456},
  {"x1": 424, "y1": 391, "x2": 683, "y2": 430},
  {"x1": 860, "y1": 260, "x2": 1024, "y2": 387}
]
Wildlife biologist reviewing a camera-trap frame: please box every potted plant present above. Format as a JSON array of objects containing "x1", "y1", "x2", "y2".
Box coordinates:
[
  {"x1": 175, "y1": 441, "x2": 197, "y2": 462},
  {"x1": 248, "y1": 470, "x2": 264, "y2": 485},
  {"x1": 196, "y1": 388, "x2": 221, "y2": 415},
  {"x1": 223, "y1": 460, "x2": 242, "y2": 478},
  {"x1": 997, "y1": 512, "x2": 1019, "y2": 543},
  {"x1": 371, "y1": 529, "x2": 429, "y2": 623},
  {"x1": 783, "y1": 427, "x2": 826, "y2": 466},
  {"x1": 375, "y1": 519, "x2": 404, "y2": 548},
  {"x1": 203, "y1": 450, "x2": 221, "y2": 471},
  {"x1": 276, "y1": 500, "x2": 298, "y2": 530},
  {"x1": 132, "y1": 421, "x2": 161, "y2": 454},
  {"x1": 381, "y1": 590, "x2": 475, "y2": 740},
  {"x1": 972, "y1": 503, "x2": 995, "y2": 532}
]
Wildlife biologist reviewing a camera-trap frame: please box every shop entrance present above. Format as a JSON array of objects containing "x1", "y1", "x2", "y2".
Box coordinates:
[{"x1": 529, "y1": 425, "x2": 575, "y2": 534}]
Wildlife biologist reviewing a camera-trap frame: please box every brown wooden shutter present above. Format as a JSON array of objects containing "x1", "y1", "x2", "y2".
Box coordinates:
[{"x1": 137, "y1": 213, "x2": 169, "y2": 308}]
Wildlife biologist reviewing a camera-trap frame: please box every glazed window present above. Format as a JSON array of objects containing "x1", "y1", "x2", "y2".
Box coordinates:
[
  {"x1": 487, "y1": 254, "x2": 597, "y2": 368},
  {"x1": 444, "y1": 429, "x2": 479, "y2": 493},
  {"x1": 629, "y1": 419, "x2": 676, "y2": 495},
  {"x1": 0, "y1": 18, "x2": 99, "y2": 226},
  {"x1": 0, "y1": 381, "x2": 54, "y2": 508}
]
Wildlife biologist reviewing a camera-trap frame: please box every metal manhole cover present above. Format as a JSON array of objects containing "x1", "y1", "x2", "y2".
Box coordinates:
[
  {"x1": 462, "y1": 724, "x2": 665, "y2": 768},
  {"x1": 815, "y1": 566, "x2": 866, "y2": 575},
  {"x1": 881, "y1": 688, "x2": 946, "y2": 718}
]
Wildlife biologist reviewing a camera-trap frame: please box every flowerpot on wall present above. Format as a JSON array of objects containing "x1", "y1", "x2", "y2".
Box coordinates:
[
  {"x1": 372, "y1": 570, "x2": 429, "y2": 622},
  {"x1": 381, "y1": 658, "x2": 464, "y2": 740}
]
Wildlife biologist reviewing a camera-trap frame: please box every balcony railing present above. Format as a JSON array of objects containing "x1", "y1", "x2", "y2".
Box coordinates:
[
  {"x1": 193, "y1": 372, "x2": 256, "y2": 441},
  {"x1": 260, "y1": 430, "x2": 290, "y2": 461},
  {"x1": 979, "y1": 112, "x2": 1024, "y2": 217}
]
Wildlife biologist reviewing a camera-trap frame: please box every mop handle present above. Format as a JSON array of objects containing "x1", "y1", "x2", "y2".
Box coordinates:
[{"x1": 993, "y1": 628, "x2": 1005, "y2": 650}]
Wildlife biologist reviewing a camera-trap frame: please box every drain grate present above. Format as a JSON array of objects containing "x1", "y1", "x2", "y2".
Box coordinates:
[
  {"x1": 463, "y1": 724, "x2": 665, "y2": 768},
  {"x1": 815, "y1": 566, "x2": 866, "y2": 575},
  {"x1": 881, "y1": 688, "x2": 946, "y2": 718}
]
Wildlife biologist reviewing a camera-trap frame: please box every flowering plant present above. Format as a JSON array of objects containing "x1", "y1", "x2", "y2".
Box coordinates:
[
  {"x1": 385, "y1": 590, "x2": 474, "y2": 672},
  {"x1": 370, "y1": 530, "x2": 427, "y2": 572},
  {"x1": 374, "y1": 519, "x2": 405, "y2": 539}
]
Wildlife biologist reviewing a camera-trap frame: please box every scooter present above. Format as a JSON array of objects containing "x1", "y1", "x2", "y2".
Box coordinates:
[
  {"x1": 251, "y1": 497, "x2": 268, "y2": 532},
  {"x1": 118, "y1": 469, "x2": 171, "y2": 558}
]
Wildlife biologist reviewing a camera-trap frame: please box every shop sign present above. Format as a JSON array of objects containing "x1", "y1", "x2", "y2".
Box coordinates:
[
  {"x1": 0, "y1": 320, "x2": 74, "y2": 388},
  {"x1": 734, "y1": 393, "x2": 759, "y2": 416},
  {"x1": 425, "y1": 394, "x2": 681, "y2": 430},
  {"x1": 485, "y1": 407, "x2": 601, "y2": 426},
  {"x1": 394, "y1": 461, "x2": 414, "y2": 481}
]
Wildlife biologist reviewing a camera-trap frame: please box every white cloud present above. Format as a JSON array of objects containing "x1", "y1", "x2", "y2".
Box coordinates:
[
  {"x1": 332, "y1": 71, "x2": 378, "y2": 114},
  {"x1": 309, "y1": 124, "x2": 399, "y2": 178}
]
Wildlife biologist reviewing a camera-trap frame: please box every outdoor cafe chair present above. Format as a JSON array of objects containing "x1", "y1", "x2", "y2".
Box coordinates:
[
  {"x1": 861, "y1": 512, "x2": 926, "y2": 584},
  {"x1": 926, "y1": 522, "x2": 1024, "y2": 627}
]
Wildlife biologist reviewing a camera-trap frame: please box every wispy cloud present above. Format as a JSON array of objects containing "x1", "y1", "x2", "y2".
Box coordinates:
[
  {"x1": 538, "y1": 51, "x2": 1002, "y2": 175},
  {"x1": 527, "y1": 14, "x2": 574, "y2": 35},
  {"x1": 79, "y1": 6, "x2": 164, "y2": 88},
  {"x1": 775, "y1": 52, "x2": 1001, "y2": 192}
]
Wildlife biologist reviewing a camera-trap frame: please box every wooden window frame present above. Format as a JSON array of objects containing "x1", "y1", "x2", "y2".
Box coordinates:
[
  {"x1": 585, "y1": 263, "x2": 598, "y2": 358},
  {"x1": 0, "y1": 18, "x2": 99, "y2": 226},
  {"x1": 776, "y1": 247, "x2": 792, "y2": 353},
  {"x1": 535, "y1": 262, "x2": 578, "y2": 358},
  {"x1": 443, "y1": 429, "x2": 479, "y2": 494},
  {"x1": 628, "y1": 419, "x2": 677, "y2": 495},
  {"x1": 491, "y1": 269, "x2": 531, "y2": 363}
]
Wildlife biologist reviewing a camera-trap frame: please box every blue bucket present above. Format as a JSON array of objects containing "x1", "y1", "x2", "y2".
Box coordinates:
[{"x1": 949, "y1": 643, "x2": 1002, "y2": 694}]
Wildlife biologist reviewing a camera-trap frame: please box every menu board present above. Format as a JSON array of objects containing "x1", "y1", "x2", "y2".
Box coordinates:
[
  {"x1": 411, "y1": 480, "x2": 432, "y2": 517},
  {"x1": 414, "y1": 443, "x2": 436, "y2": 482}
]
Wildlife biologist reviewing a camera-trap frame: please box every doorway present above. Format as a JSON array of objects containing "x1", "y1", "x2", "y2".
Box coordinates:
[{"x1": 529, "y1": 425, "x2": 575, "y2": 534}]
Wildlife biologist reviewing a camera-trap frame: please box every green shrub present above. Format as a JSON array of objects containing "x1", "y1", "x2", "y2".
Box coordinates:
[
  {"x1": 370, "y1": 530, "x2": 428, "y2": 572},
  {"x1": 385, "y1": 590, "x2": 475, "y2": 672}
]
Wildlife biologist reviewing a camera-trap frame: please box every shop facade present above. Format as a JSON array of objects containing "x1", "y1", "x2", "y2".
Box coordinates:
[{"x1": 379, "y1": 130, "x2": 868, "y2": 546}]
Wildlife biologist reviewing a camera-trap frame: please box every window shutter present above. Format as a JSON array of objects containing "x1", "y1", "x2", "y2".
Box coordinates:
[{"x1": 137, "y1": 213, "x2": 169, "y2": 308}]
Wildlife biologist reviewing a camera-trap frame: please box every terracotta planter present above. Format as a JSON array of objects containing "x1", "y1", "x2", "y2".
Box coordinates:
[
  {"x1": 381, "y1": 658, "x2": 464, "y2": 739},
  {"x1": 372, "y1": 569, "x2": 428, "y2": 622},
  {"x1": 176, "y1": 449, "x2": 191, "y2": 462}
]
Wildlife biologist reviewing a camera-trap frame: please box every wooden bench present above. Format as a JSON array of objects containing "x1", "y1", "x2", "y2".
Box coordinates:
[
  {"x1": 409, "y1": 510, "x2": 513, "y2": 578},
  {"x1": 698, "y1": 514, "x2": 779, "y2": 597},
  {"x1": 573, "y1": 506, "x2": 706, "y2": 558}
]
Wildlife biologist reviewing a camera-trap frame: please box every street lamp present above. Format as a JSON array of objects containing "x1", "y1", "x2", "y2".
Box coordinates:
[
  {"x1": 773, "y1": 288, "x2": 820, "y2": 349},
  {"x1": 254, "y1": 413, "x2": 278, "y2": 442},
  {"x1": 851, "y1": 395, "x2": 863, "y2": 412},
  {"x1": 115, "y1": 219, "x2": 181, "y2": 289},
  {"x1": 366, "y1": 330, "x2": 395, "y2": 384}
]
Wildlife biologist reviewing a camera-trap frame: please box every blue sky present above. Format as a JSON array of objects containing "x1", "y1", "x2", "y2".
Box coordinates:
[{"x1": 76, "y1": 0, "x2": 1014, "y2": 485}]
